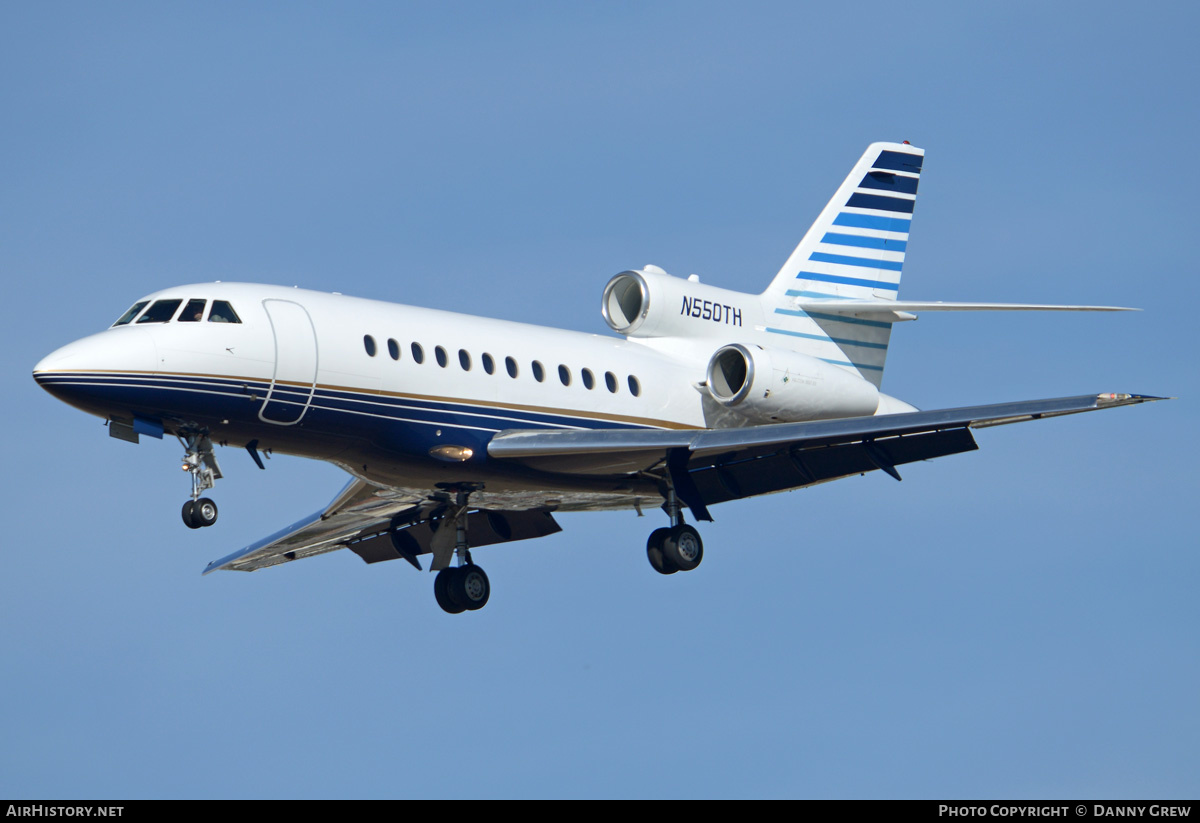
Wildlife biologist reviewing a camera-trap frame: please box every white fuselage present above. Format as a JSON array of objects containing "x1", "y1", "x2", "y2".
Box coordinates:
[
  {"x1": 33, "y1": 281, "x2": 905, "y2": 513},
  {"x1": 34, "y1": 283, "x2": 705, "y2": 512}
]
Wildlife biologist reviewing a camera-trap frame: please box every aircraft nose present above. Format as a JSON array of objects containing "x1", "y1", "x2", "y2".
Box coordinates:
[
  {"x1": 33, "y1": 328, "x2": 158, "y2": 403},
  {"x1": 33, "y1": 344, "x2": 77, "y2": 378}
]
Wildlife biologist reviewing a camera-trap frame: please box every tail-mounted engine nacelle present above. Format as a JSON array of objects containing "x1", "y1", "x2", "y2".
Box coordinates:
[
  {"x1": 602, "y1": 266, "x2": 756, "y2": 339},
  {"x1": 706, "y1": 343, "x2": 881, "y2": 424}
]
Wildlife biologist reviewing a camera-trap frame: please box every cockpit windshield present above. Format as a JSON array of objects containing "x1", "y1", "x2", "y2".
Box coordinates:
[
  {"x1": 135, "y1": 299, "x2": 183, "y2": 324},
  {"x1": 111, "y1": 297, "x2": 241, "y2": 326},
  {"x1": 208, "y1": 301, "x2": 240, "y2": 323},
  {"x1": 178, "y1": 299, "x2": 207, "y2": 322},
  {"x1": 112, "y1": 301, "x2": 149, "y2": 326}
]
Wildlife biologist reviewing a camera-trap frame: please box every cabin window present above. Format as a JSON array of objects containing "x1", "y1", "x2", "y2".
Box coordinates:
[
  {"x1": 136, "y1": 299, "x2": 183, "y2": 324},
  {"x1": 558, "y1": 365, "x2": 571, "y2": 386},
  {"x1": 482, "y1": 353, "x2": 495, "y2": 374},
  {"x1": 113, "y1": 301, "x2": 149, "y2": 326},
  {"x1": 505, "y1": 356, "x2": 519, "y2": 378},
  {"x1": 532, "y1": 361, "x2": 545, "y2": 382},
  {"x1": 605, "y1": 371, "x2": 618, "y2": 393},
  {"x1": 581, "y1": 368, "x2": 595, "y2": 390},
  {"x1": 208, "y1": 301, "x2": 241, "y2": 323},
  {"x1": 364, "y1": 335, "x2": 377, "y2": 357},
  {"x1": 179, "y1": 299, "x2": 207, "y2": 322},
  {"x1": 387, "y1": 339, "x2": 400, "y2": 360},
  {"x1": 435, "y1": 346, "x2": 448, "y2": 368},
  {"x1": 411, "y1": 342, "x2": 424, "y2": 364},
  {"x1": 628, "y1": 375, "x2": 641, "y2": 397},
  {"x1": 459, "y1": 349, "x2": 471, "y2": 371}
]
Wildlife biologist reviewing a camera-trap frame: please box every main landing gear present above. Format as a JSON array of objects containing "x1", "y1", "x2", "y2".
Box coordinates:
[
  {"x1": 179, "y1": 429, "x2": 222, "y2": 530},
  {"x1": 434, "y1": 564, "x2": 491, "y2": 614},
  {"x1": 646, "y1": 484, "x2": 704, "y2": 575},
  {"x1": 430, "y1": 486, "x2": 491, "y2": 614}
]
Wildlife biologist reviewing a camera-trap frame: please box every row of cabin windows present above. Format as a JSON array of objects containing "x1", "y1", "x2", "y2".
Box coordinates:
[
  {"x1": 363, "y1": 335, "x2": 642, "y2": 397},
  {"x1": 113, "y1": 298, "x2": 241, "y2": 326}
]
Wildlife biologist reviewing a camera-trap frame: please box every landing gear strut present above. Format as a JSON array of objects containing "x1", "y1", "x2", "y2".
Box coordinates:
[
  {"x1": 179, "y1": 429, "x2": 222, "y2": 529},
  {"x1": 646, "y1": 483, "x2": 704, "y2": 575},
  {"x1": 430, "y1": 487, "x2": 491, "y2": 613}
]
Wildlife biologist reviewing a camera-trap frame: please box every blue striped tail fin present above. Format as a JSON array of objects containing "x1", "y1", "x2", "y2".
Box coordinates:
[{"x1": 762, "y1": 142, "x2": 924, "y2": 387}]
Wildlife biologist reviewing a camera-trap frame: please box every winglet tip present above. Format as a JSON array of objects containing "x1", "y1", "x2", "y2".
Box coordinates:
[{"x1": 1096, "y1": 392, "x2": 1171, "y2": 405}]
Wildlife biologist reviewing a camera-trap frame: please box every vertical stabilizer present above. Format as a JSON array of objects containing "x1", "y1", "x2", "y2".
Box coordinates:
[{"x1": 761, "y1": 142, "x2": 924, "y2": 387}]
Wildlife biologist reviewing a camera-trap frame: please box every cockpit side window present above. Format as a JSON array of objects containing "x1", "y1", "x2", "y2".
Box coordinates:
[
  {"x1": 136, "y1": 299, "x2": 183, "y2": 324},
  {"x1": 179, "y1": 299, "x2": 207, "y2": 322},
  {"x1": 208, "y1": 301, "x2": 241, "y2": 324},
  {"x1": 113, "y1": 301, "x2": 149, "y2": 326}
]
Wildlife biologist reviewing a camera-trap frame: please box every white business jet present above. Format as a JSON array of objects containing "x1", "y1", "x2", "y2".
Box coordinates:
[{"x1": 33, "y1": 142, "x2": 1161, "y2": 613}]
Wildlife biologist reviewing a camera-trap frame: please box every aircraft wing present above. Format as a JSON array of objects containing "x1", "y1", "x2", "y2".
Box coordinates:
[
  {"x1": 202, "y1": 478, "x2": 412, "y2": 573},
  {"x1": 206, "y1": 393, "x2": 1160, "y2": 573},
  {"x1": 203, "y1": 478, "x2": 562, "y2": 574},
  {"x1": 487, "y1": 393, "x2": 1163, "y2": 521}
]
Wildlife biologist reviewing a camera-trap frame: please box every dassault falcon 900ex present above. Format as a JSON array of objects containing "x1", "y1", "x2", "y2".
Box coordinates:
[{"x1": 34, "y1": 142, "x2": 1162, "y2": 613}]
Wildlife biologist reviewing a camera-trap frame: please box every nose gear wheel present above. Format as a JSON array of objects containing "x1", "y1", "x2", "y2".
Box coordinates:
[{"x1": 178, "y1": 429, "x2": 223, "y2": 529}]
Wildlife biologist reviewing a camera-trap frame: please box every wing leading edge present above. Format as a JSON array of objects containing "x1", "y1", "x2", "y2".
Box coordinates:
[
  {"x1": 202, "y1": 478, "x2": 409, "y2": 574},
  {"x1": 202, "y1": 478, "x2": 563, "y2": 575},
  {"x1": 205, "y1": 393, "x2": 1161, "y2": 575},
  {"x1": 487, "y1": 393, "x2": 1164, "y2": 520}
]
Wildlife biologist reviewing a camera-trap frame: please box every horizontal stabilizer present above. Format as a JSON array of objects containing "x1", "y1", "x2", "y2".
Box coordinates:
[{"x1": 793, "y1": 300, "x2": 1138, "y2": 321}]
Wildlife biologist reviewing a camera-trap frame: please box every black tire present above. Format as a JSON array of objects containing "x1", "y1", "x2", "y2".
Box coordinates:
[
  {"x1": 662, "y1": 524, "x2": 703, "y2": 572},
  {"x1": 434, "y1": 568, "x2": 466, "y2": 614},
  {"x1": 182, "y1": 500, "x2": 201, "y2": 529},
  {"x1": 449, "y1": 565, "x2": 491, "y2": 611},
  {"x1": 192, "y1": 497, "x2": 219, "y2": 528},
  {"x1": 646, "y1": 527, "x2": 678, "y2": 575}
]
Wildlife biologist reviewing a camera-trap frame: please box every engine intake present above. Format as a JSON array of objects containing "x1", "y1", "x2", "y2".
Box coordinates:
[
  {"x1": 602, "y1": 270, "x2": 650, "y2": 334},
  {"x1": 601, "y1": 266, "x2": 759, "y2": 339},
  {"x1": 706, "y1": 343, "x2": 880, "y2": 423}
]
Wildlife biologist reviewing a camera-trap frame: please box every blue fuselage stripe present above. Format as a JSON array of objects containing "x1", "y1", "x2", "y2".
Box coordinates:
[{"x1": 36, "y1": 372, "x2": 652, "y2": 433}]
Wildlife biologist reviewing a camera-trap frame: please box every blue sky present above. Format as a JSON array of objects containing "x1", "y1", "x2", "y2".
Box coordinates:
[{"x1": 3, "y1": 1, "x2": 1197, "y2": 799}]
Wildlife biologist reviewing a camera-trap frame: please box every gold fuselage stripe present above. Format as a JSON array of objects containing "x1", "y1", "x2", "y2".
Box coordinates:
[{"x1": 34, "y1": 368, "x2": 704, "y2": 431}]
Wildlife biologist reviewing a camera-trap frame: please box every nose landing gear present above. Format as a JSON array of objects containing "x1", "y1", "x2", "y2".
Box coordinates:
[
  {"x1": 182, "y1": 497, "x2": 219, "y2": 529},
  {"x1": 179, "y1": 429, "x2": 222, "y2": 529}
]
